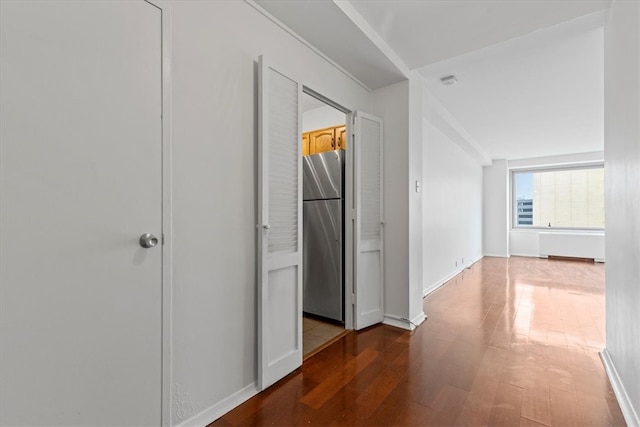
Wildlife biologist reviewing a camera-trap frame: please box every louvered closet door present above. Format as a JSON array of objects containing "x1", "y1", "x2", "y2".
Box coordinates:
[
  {"x1": 353, "y1": 112, "x2": 384, "y2": 330},
  {"x1": 257, "y1": 56, "x2": 303, "y2": 389}
]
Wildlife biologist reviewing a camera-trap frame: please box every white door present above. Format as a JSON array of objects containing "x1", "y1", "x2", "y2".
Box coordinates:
[
  {"x1": 0, "y1": 1, "x2": 162, "y2": 425},
  {"x1": 351, "y1": 112, "x2": 384, "y2": 330},
  {"x1": 257, "y1": 56, "x2": 303, "y2": 389}
]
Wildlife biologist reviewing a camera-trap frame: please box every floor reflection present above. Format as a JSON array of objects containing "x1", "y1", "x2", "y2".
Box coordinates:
[{"x1": 214, "y1": 257, "x2": 624, "y2": 427}]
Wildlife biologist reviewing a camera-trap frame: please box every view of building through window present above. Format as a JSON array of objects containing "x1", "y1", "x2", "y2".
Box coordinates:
[{"x1": 513, "y1": 167, "x2": 605, "y2": 228}]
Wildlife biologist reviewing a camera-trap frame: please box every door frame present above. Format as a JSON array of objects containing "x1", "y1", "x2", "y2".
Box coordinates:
[
  {"x1": 301, "y1": 86, "x2": 355, "y2": 330},
  {"x1": 146, "y1": 1, "x2": 173, "y2": 425}
]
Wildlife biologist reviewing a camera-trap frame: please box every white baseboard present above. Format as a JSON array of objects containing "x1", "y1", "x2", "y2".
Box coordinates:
[
  {"x1": 600, "y1": 349, "x2": 640, "y2": 427},
  {"x1": 383, "y1": 315, "x2": 412, "y2": 330},
  {"x1": 423, "y1": 273, "x2": 456, "y2": 297},
  {"x1": 411, "y1": 311, "x2": 426, "y2": 327},
  {"x1": 175, "y1": 382, "x2": 260, "y2": 427},
  {"x1": 383, "y1": 310, "x2": 426, "y2": 331},
  {"x1": 423, "y1": 256, "x2": 482, "y2": 297},
  {"x1": 483, "y1": 253, "x2": 510, "y2": 258},
  {"x1": 509, "y1": 252, "x2": 539, "y2": 258},
  {"x1": 510, "y1": 253, "x2": 606, "y2": 263}
]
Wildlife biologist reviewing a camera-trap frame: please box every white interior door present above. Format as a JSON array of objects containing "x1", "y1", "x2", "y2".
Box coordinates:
[
  {"x1": 352, "y1": 112, "x2": 384, "y2": 330},
  {"x1": 257, "y1": 56, "x2": 303, "y2": 389},
  {"x1": 0, "y1": 1, "x2": 162, "y2": 424}
]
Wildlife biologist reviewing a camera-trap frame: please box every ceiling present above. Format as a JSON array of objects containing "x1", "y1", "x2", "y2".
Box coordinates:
[
  {"x1": 348, "y1": 0, "x2": 611, "y2": 69},
  {"x1": 253, "y1": 0, "x2": 407, "y2": 89},
  {"x1": 302, "y1": 91, "x2": 327, "y2": 112},
  {"x1": 420, "y1": 14, "x2": 605, "y2": 160},
  {"x1": 253, "y1": 0, "x2": 610, "y2": 161}
]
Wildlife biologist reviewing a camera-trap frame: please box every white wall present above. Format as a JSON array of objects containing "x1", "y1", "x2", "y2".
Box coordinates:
[
  {"x1": 372, "y1": 81, "x2": 411, "y2": 326},
  {"x1": 603, "y1": 0, "x2": 640, "y2": 424},
  {"x1": 167, "y1": 1, "x2": 371, "y2": 424},
  {"x1": 485, "y1": 152, "x2": 607, "y2": 260},
  {"x1": 508, "y1": 151, "x2": 605, "y2": 258},
  {"x1": 422, "y1": 120, "x2": 483, "y2": 294},
  {"x1": 408, "y1": 71, "x2": 425, "y2": 324},
  {"x1": 483, "y1": 159, "x2": 509, "y2": 256},
  {"x1": 302, "y1": 105, "x2": 345, "y2": 132}
]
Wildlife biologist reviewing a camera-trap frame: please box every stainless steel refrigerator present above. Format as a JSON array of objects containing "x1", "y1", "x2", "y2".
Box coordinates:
[{"x1": 303, "y1": 150, "x2": 344, "y2": 322}]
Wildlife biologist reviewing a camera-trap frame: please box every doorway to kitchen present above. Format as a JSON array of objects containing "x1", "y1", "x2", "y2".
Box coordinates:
[
  {"x1": 301, "y1": 89, "x2": 350, "y2": 359},
  {"x1": 257, "y1": 57, "x2": 384, "y2": 389}
]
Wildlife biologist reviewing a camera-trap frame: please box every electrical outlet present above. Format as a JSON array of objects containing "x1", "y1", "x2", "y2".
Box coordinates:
[
  {"x1": 462, "y1": 257, "x2": 464, "y2": 264},
  {"x1": 455, "y1": 261, "x2": 458, "y2": 267}
]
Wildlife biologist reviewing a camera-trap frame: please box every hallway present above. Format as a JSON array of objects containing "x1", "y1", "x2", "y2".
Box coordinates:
[{"x1": 213, "y1": 257, "x2": 625, "y2": 426}]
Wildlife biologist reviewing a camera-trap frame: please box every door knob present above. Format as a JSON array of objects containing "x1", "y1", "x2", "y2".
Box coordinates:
[{"x1": 139, "y1": 233, "x2": 158, "y2": 248}]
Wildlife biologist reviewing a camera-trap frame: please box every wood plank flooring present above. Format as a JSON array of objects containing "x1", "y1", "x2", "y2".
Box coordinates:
[{"x1": 211, "y1": 257, "x2": 626, "y2": 426}]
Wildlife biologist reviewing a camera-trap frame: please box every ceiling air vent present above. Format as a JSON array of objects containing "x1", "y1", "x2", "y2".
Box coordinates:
[{"x1": 440, "y1": 75, "x2": 458, "y2": 86}]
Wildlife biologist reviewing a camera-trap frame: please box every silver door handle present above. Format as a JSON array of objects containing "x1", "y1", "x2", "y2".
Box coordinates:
[
  {"x1": 263, "y1": 224, "x2": 271, "y2": 230},
  {"x1": 139, "y1": 233, "x2": 158, "y2": 248}
]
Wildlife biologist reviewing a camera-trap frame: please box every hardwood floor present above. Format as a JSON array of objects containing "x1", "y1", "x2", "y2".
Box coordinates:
[{"x1": 211, "y1": 257, "x2": 626, "y2": 426}]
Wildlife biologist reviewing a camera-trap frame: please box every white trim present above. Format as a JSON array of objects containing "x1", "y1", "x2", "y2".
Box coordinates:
[
  {"x1": 244, "y1": 0, "x2": 370, "y2": 92},
  {"x1": 423, "y1": 267, "x2": 463, "y2": 297},
  {"x1": 331, "y1": 0, "x2": 411, "y2": 78},
  {"x1": 423, "y1": 88, "x2": 492, "y2": 166},
  {"x1": 146, "y1": 1, "x2": 173, "y2": 424},
  {"x1": 383, "y1": 312, "x2": 425, "y2": 331},
  {"x1": 174, "y1": 383, "x2": 260, "y2": 427},
  {"x1": 344, "y1": 113, "x2": 355, "y2": 331},
  {"x1": 509, "y1": 253, "x2": 540, "y2": 258},
  {"x1": 383, "y1": 315, "x2": 413, "y2": 331},
  {"x1": 423, "y1": 256, "x2": 483, "y2": 297},
  {"x1": 160, "y1": 10, "x2": 174, "y2": 427},
  {"x1": 600, "y1": 349, "x2": 640, "y2": 427},
  {"x1": 483, "y1": 253, "x2": 510, "y2": 258},
  {"x1": 508, "y1": 151, "x2": 605, "y2": 170},
  {"x1": 411, "y1": 311, "x2": 427, "y2": 327}
]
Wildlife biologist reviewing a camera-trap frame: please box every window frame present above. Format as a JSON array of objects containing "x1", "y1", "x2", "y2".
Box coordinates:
[{"x1": 510, "y1": 163, "x2": 605, "y2": 231}]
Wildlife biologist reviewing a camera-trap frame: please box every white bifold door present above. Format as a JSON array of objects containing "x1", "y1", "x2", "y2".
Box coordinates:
[
  {"x1": 0, "y1": 1, "x2": 163, "y2": 425},
  {"x1": 350, "y1": 112, "x2": 384, "y2": 330},
  {"x1": 257, "y1": 56, "x2": 303, "y2": 389},
  {"x1": 257, "y1": 57, "x2": 385, "y2": 389}
]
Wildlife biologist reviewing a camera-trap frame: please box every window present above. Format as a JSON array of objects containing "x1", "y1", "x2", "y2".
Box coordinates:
[{"x1": 512, "y1": 166, "x2": 605, "y2": 229}]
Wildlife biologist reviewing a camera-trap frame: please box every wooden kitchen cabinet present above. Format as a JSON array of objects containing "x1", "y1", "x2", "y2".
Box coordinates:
[
  {"x1": 302, "y1": 132, "x2": 310, "y2": 156},
  {"x1": 309, "y1": 127, "x2": 335, "y2": 154},
  {"x1": 336, "y1": 125, "x2": 346, "y2": 150},
  {"x1": 302, "y1": 124, "x2": 346, "y2": 156}
]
